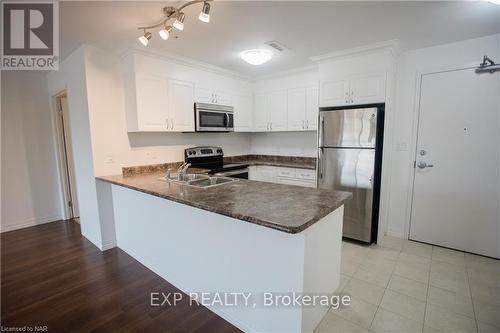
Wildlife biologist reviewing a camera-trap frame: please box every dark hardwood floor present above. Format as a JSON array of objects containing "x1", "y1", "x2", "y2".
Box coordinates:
[{"x1": 1, "y1": 220, "x2": 241, "y2": 333}]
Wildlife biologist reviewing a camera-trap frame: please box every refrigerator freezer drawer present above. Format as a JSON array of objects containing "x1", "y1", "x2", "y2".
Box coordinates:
[
  {"x1": 318, "y1": 148, "x2": 375, "y2": 242},
  {"x1": 319, "y1": 108, "x2": 378, "y2": 148}
]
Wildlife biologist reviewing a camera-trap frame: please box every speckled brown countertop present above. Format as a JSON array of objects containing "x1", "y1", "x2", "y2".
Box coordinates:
[
  {"x1": 224, "y1": 155, "x2": 316, "y2": 170},
  {"x1": 97, "y1": 173, "x2": 350, "y2": 234}
]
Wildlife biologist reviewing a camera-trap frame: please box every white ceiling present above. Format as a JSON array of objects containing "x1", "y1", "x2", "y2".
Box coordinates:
[{"x1": 60, "y1": 1, "x2": 500, "y2": 77}]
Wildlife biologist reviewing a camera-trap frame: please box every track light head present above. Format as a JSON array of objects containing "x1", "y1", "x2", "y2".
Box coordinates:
[
  {"x1": 138, "y1": 31, "x2": 152, "y2": 46},
  {"x1": 158, "y1": 25, "x2": 172, "y2": 40},
  {"x1": 173, "y1": 12, "x2": 185, "y2": 31},
  {"x1": 199, "y1": 2, "x2": 210, "y2": 23}
]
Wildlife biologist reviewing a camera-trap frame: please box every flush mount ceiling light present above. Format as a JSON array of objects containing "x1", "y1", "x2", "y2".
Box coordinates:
[
  {"x1": 240, "y1": 49, "x2": 273, "y2": 66},
  {"x1": 137, "y1": 0, "x2": 212, "y2": 46}
]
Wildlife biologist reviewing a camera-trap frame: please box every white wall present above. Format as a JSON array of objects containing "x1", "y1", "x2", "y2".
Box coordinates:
[
  {"x1": 386, "y1": 34, "x2": 500, "y2": 238},
  {"x1": 1, "y1": 72, "x2": 63, "y2": 232},
  {"x1": 46, "y1": 46, "x2": 104, "y2": 248}
]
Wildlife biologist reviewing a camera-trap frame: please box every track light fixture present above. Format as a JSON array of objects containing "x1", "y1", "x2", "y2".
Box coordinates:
[
  {"x1": 173, "y1": 13, "x2": 185, "y2": 31},
  {"x1": 158, "y1": 25, "x2": 172, "y2": 40},
  {"x1": 137, "y1": 0, "x2": 213, "y2": 46},
  {"x1": 199, "y1": 2, "x2": 210, "y2": 23}
]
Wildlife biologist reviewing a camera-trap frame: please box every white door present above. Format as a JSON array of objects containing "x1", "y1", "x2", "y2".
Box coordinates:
[
  {"x1": 268, "y1": 90, "x2": 287, "y2": 131},
  {"x1": 305, "y1": 86, "x2": 319, "y2": 130},
  {"x1": 169, "y1": 79, "x2": 195, "y2": 132},
  {"x1": 350, "y1": 74, "x2": 386, "y2": 105},
  {"x1": 287, "y1": 87, "x2": 306, "y2": 131},
  {"x1": 320, "y1": 79, "x2": 349, "y2": 107},
  {"x1": 254, "y1": 93, "x2": 270, "y2": 131},
  {"x1": 410, "y1": 67, "x2": 500, "y2": 258}
]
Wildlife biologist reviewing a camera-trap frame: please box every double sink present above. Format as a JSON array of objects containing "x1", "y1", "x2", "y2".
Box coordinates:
[{"x1": 159, "y1": 173, "x2": 238, "y2": 188}]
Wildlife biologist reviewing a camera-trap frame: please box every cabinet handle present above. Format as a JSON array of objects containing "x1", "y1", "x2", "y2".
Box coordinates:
[
  {"x1": 345, "y1": 92, "x2": 349, "y2": 104},
  {"x1": 215, "y1": 94, "x2": 218, "y2": 104},
  {"x1": 302, "y1": 120, "x2": 304, "y2": 129},
  {"x1": 166, "y1": 119, "x2": 169, "y2": 130},
  {"x1": 270, "y1": 122, "x2": 273, "y2": 130},
  {"x1": 350, "y1": 91, "x2": 354, "y2": 104},
  {"x1": 170, "y1": 119, "x2": 174, "y2": 130},
  {"x1": 306, "y1": 120, "x2": 309, "y2": 129}
]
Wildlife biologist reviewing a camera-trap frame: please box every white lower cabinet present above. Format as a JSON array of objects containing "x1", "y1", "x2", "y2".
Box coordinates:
[{"x1": 249, "y1": 166, "x2": 316, "y2": 188}]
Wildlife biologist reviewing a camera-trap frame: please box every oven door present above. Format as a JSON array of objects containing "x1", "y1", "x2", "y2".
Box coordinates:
[{"x1": 196, "y1": 109, "x2": 234, "y2": 132}]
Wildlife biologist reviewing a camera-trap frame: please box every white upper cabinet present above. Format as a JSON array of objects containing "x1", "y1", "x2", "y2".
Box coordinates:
[
  {"x1": 320, "y1": 80, "x2": 350, "y2": 107},
  {"x1": 254, "y1": 90, "x2": 287, "y2": 132},
  {"x1": 254, "y1": 93, "x2": 270, "y2": 131},
  {"x1": 305, "y1": 86, "x2": 319, "y2": 130},
  {"x1": 168, "y1": 79, "x2": 195, "y2": 132},
  {"x1": 287, "y1": 87, "x2": 307, "y2": 131},
  {"x1": 195, "y1": 86, "x2": 233, "y2": 106},
  {"x1": 134, "y1": 75, "x2": 169, "y2": 131},
  {"x1": 233, "y1": 93, "x2": 253, "y2": 132},
  {"x1": 320, "y1": 73, "x2": 386, "y2": 107},
  {"x1": 268, "y1": 90, "x2": 287, "y2": 131},
  {"x1": 350, "y1": 74, "x2": 386, "y2": 105},
  {"x1": 287, "y1": 86, "x2": 319, "y2": 131}
]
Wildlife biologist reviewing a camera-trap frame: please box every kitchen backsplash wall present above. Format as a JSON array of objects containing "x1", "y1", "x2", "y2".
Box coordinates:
[{"x1": 250, "y1": 132, "x2": 317, "y2": 157}]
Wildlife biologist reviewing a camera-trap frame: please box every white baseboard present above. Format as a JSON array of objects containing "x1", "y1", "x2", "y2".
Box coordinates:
[
  {"x1": 0, "y1": 214, "x2": 63, "y2": 233},
  {"x1": 101, "y1": 240, "x2": 117, "y2": 251},
  {"x1": 386, "y1": 228, "x2": 407, "y2": 239}
]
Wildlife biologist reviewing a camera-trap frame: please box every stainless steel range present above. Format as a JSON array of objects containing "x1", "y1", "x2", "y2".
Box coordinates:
[{"x1": 185, "y1": 146, "x2": 249, "y2": 179}]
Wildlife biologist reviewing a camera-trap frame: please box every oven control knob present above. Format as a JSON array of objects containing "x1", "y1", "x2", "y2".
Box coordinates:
[{"x1": 192, "y1": 151, "x2": 196, "y2": 155}]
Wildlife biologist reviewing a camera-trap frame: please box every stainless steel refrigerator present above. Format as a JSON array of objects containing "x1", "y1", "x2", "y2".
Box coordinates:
[{"x1": 317, "y1": 105, "x2": 384, "y2": 243}]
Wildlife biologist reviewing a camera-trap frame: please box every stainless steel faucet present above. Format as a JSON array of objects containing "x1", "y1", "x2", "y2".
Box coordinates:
[{"x1": 176, "y1": 162, "x2": 191, "y2": 181}]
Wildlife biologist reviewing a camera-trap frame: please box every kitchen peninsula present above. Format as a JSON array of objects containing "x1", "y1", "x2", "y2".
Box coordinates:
[{"x1": 97, "y1": 172, "x2": 351, "y2": 333}]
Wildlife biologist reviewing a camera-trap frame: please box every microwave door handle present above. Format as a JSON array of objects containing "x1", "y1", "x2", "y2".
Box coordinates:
[{"x1": 225, "y1": 113, "x2": 229, "y2": 128}]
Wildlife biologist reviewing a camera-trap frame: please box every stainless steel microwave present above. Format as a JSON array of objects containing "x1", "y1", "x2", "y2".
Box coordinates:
[{"x1": 195, "y1": 103, "x2": 234, "y2": 132}]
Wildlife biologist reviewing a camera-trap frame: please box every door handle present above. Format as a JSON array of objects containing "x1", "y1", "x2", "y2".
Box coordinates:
[
  {"x1": 318, "y1": 148, "x2": 323, "y2": 179},
  {"x1": 417, "y1": 161, "x2": 434, "y2": 169},
  {"x1": 318, "y1": 116, "x2": 324, "y2": 147}
]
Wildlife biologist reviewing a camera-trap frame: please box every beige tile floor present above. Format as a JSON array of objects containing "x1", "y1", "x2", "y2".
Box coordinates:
[{"x1": 316, "y1": 236, "x2": 500, "y2": 333}]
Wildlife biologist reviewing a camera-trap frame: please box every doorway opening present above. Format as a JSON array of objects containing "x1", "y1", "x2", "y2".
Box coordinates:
[{"x1": 53, "y1": 92, "x2": 80, "y2": 221}]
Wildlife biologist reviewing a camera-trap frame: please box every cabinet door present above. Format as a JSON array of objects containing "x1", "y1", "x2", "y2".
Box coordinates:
[
  {"x1": 350, "y1": 74, "x2": 386, "y2": 105},
  {"x1": 135, "y1": 75, "x2": 169, "y2": 131},
  {"x1": 215, "y1": 90, "x2": 232, "y2": 106},
  {"x1": 305, "y1": 86, "x2": 319, "y2": 130},
  {"x1": 233, "y1": 93, "x2": 253, "y2": 132},
  {"x1": 251, "y1": 166, "x2": 277, "y2": 183},
  {"x1": 169, "y1": 79, "x2": 195, "y2": 132},
  {"x1": 320, "y1": 79, "x2": 349, "y2": 107},
  {"x1": 195, "y1": 86, "x2": 214, "y2": 104},
  {"x1": 268, "y1": 90, "x2": 287, "y2": 131},
  {"x1": 254, "y1": 93, "x2": 270, "y2": 131},
  {"x1": 287, "y1": 87, "x2": 306, "y2": 131}
]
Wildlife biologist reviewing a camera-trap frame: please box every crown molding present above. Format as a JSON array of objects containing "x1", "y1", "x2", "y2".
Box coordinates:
[
  {"x1": 310, "y1": 39, "x2": 401, "y2": 63},
  {"x1": 253, "y1": 64, "x2": 319, "y2": 82},
  {"x1": 119, "y1": 44, "x2": 252, "y2": 82}
]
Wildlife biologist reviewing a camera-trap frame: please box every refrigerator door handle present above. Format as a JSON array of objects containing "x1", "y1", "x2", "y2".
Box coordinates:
[
  {"x1": 318, "y1": 148, "x2": 323, "y2": 179},
  {"x1": 318, "y1": 115, "x2": 325, "y2": 147}
]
